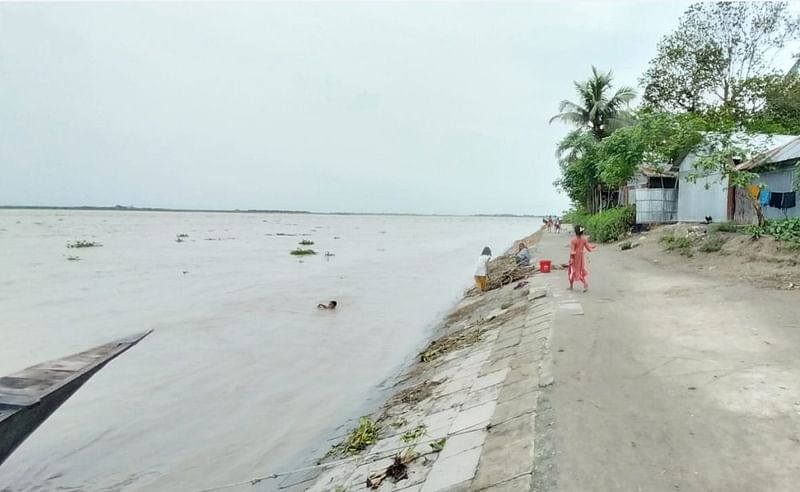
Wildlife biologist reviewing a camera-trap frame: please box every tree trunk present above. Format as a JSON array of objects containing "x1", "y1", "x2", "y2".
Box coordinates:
[{"x1": 752, "y1": 195, "x2": 765, "y2": 227}]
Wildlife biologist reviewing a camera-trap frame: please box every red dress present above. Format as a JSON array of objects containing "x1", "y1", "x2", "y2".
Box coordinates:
[{"x1": 568, "y1": 236, "x2": 594, "y2": 285}]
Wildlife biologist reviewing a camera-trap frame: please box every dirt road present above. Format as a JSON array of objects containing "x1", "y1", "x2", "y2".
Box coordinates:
[{"x1": 533, "y1": 231, "x2": 800, "y2": 492}]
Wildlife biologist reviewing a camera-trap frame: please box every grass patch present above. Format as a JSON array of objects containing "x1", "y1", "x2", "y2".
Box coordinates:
[
  {"x1": 298, "y1": 239, "x2": 315, "y2": 245},
  {"x1": 710, "y1": 222, "x2": 738, "y2": 233},
  {"x1": 67, "y1": 240, "x2": 102, "y2": 248},
  {"x1": 290, "y1": 248, "x2": 317, "y2": 256},
  {"x1": 660, "y1": 234, "x2": 694, "y2": 256}
]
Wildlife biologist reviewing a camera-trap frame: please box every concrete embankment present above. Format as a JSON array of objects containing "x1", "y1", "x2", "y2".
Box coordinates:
[{"x1": 276, "y1": 229, "x2": 558, "y2": 491}]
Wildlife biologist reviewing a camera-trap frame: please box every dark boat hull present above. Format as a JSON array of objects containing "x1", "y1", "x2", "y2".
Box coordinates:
[{"x1": 0, "y1": 331, "x2": 152, "y2": 466}]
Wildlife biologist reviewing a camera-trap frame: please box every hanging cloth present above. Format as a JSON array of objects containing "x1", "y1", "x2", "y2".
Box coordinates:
[
  {"x1": 782, "y1": 191, "x2": 796, "y2": 209},
  {"x1": 759, "y1": 189, "x2": 771, "y2": 207},
  {"x1": 749, "y1": 185, "x2": 761, "y2": 200},
  {"x1": 769, "y1": 192, "x2": 784, "y2": 209}
]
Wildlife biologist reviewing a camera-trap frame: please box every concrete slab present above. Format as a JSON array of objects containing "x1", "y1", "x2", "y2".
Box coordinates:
[
  {"x1": 450, "y1": 400, "x2": 497, "y2": 433},
  {"x1": 420, "y1": 445, "x2": 482, "y2": 492}
]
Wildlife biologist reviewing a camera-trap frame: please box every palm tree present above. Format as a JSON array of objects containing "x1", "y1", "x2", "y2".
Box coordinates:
[{"x1": 550, "y1": 66, "x2": 636, "y2": 140}]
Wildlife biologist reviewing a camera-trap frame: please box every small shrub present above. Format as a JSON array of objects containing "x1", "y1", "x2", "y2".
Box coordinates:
[
  {"x1": 767, "y1": 218, "x2": 800, "y2": 243},
  {"x1": 561, "y1": 208, "x2": 590, "y2": 226},
  {"x1": 620, "y1": 241, "x2": 632, "y2": 251},
  {"x1": 744, "y1": 224, "x2": 765, "y2": 240},
  {"x1": 298, "y1": 239, "x2": 315, "y2": 246},
  {"x1": 584, "y1": 207, "x2": 635, "y2": 243},
  {"x1": 710, "y1": 222, "x2": 738, "y2": 233},
  {"x1": 290, "y1": 248, "x2": 317, "y2": 256},
  {"x1": 698, "y1": 234, "x2": 726, "y2": 253},
  {"x1": 67, "y1": 240, "x2": 102, "y2": 248}
]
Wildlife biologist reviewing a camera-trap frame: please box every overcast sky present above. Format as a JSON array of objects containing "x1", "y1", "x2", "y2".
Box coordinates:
[{"x1": 0, "y1": 1, "x2": 732, "y2": 214}]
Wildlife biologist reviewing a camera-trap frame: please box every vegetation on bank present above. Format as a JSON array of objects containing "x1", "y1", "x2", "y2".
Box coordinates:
[
  {"x1": 554, "y1": 2, "x2": 800, "y2": 232},
  {"x1": 563, "y1": 207, "x2": 635, "y2": 243}
]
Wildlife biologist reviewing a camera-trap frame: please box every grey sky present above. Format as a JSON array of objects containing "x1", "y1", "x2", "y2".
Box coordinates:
[{"x1": 0, "y1": 1, "x2": 711, "y2": 214}]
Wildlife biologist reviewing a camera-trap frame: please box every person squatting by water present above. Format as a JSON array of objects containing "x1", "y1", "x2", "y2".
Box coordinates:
[
  {"x1": 516, "y1": 242, "x2": 530, "y2": 267},
  {"x1": 317, "y1": 300, "x2": 337, "y2": 310},
  {"x1": 474, "y1": 246, "x2": 492, "y2": 292},
  {"x1": 568, "y1": 225, "x2": 595, "y2": 292}
]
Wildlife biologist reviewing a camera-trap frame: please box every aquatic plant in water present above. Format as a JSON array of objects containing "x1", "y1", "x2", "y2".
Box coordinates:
[{"x1": 290, "y1": 248, "x2": 317, "y2": 256}]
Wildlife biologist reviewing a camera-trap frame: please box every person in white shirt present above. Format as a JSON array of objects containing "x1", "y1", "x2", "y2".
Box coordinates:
[{"x1": 474, "y1": 246, "x2": 492, "y2": 291}]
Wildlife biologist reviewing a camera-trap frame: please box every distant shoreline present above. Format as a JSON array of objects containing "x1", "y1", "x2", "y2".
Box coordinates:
[{"x1": 0, "y1": 205, "x2": 539, "y2": 218}]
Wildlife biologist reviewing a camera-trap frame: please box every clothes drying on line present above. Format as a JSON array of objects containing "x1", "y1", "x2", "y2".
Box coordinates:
[{"x1": 768, "y1": 191, "x2": 796, "y2": 209}]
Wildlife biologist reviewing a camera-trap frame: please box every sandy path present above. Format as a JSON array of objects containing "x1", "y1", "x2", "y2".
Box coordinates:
[{"x1": 534, "y1": 231, "x2": 800, "y2": 492}]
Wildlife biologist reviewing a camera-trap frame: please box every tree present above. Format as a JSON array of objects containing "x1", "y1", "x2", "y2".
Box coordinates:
[
  {"x1": 550, "y1": 66, "x2": 636, "y2": 140},
  {"x1": 553, "y1": 129, "x2": 601, "y2": 211},
  {"x1": 641, "y1": 2, "x2": 800, "y2": 115}
]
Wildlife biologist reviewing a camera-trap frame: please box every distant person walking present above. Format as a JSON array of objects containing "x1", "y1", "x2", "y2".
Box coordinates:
[
  {"x1": 474, "y1": 246, "x2": 492, "y2": 292},
  {"x1": 555, "y1": 217, "x2": 562, "y2": 234},
  {"x1": 546, "y1": 216, "x2": 553, "y2": 233},
  {"x1": 568, "y1": 225, "x2": 595, "y2": 292}
]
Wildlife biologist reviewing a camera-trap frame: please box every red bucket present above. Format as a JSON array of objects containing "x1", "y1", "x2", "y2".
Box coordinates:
[{"x1": 539, "y1": 260, "x2": 552, "y2": 273}]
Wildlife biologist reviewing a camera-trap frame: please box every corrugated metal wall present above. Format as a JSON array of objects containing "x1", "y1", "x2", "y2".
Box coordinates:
[
  {"x1": 677, "y1": 154, "x2": 729, "y2": 223},
  {"x1": 634, "y1": 188, "x2": 678, "y2": 223}
]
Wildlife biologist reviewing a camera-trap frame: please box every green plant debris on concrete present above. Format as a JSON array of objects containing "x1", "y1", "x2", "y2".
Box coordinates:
[
  {"x1": 400, "y1": 425, "x2": 427, "y2": 444},
  {"x1": 620, "y1": 241, "x2": 632, "y2": 250},
  {"x1": 299, "y1": 239, "x2": 315, "y2": 245},
  {"x1": 430, "y1": 438, "x2": 447, "y2": 452},
  {"x1": 290, "y1": 248, "x2": 317, "y2": 256},
  {"x1": 328, "y1": 417, "x2": 381, "y2": 457},
  {"x1": 66, "y1": 255, "x2": 80, "y2": 261}
]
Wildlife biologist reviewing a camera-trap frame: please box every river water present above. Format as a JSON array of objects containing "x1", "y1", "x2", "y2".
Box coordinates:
[{"x1": 0, "y1": 210, "x2": 536, "y2": 491}]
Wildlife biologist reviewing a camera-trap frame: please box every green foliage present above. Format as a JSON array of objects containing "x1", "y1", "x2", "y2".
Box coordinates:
[
  {"x1": 766, "y1": 218, "x2": 800, "y2": 243},
  {"x1": 338, "y1": 417, "x2": 380, "y2": 455},
  {"x1": 710, "y1": 222, "x2": 738, "y2": 233},
  {"x1": 550, "y1": 66, "x2": 636, "y2": 140},
  {"x1": 596, "y1": 112, "x2": 705, "y2": 188},
  {"x1": 400, "y1": 425, "x2": 427, "y2": 444},
  {"x1": 298, "y1": 239, "x2": 315, "y2": 245},
  {"x1": 584, "y1": 207, "x2": 635, "y2": 243},
  {"x1": 619, "y1": 241, "x2": 632, "y2": 251},
  {"x1": 561, "y1": 208, "x2": 590, "y2": 227},
  {"x1": 641, "y1": 2, "x2": 800, "y2": 115},
  {"x1": 745, "y1": 224, "x2": 766, "y2": 240},
  {"x1": 430, "y1": 438, "x2": 447, "y2": 452},
  {"x1": 290, "y1": 248, "x2": 317, "y2": 256}
]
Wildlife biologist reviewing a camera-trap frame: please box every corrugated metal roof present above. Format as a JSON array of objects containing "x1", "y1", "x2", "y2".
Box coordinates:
[{"x1": 738, "y1": 136, "x2": 800, "y2": 170}]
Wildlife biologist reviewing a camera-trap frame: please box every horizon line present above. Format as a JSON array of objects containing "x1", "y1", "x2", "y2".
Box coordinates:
[{"x1": 0, "y1": 204, "x2": 550, "y2": 218}]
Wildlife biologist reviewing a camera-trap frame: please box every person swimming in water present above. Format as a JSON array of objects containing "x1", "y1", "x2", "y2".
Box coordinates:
[{"x1": 317, "y1": 300, "x2": 338, "y2": 310}]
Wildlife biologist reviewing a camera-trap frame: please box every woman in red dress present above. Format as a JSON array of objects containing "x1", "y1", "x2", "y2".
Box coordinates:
[{"x1": 568, "y1": 225, "x2": 595, "y2": 291}]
